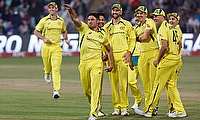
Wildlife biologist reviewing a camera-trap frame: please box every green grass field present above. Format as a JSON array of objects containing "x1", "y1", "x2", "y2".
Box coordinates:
[{"x1": 0, "y1": 56, "x2": 200, "y2": 120}]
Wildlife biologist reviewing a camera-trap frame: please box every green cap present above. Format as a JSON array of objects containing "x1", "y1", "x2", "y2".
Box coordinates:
[
  {"x1": 151, "y1": 8, "x2": 165, "y2": 16},
  {"x1": 135, "y1": 6, "x2": 148, "y2": 14},
  {"x1": 111, "y1": 4, "x2": 122, "y2": 11},
  {"x1": 167, "y1": 12, "x2": 180, "y2": 20},
  {"x1": 47, "y1": 2, "x2": 58, "y2": 8}
]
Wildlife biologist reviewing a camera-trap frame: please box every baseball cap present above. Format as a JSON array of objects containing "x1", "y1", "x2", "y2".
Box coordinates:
[
  {"x1": 167, "y1": 12, "x2": 180, "y2": 20},
  {"x1": 135, "y1": 6, "x2": 148, "y2": 14},
  {"x1": 47, "y1": 2, "x2": 58, "y2": 8},
  {"x1": 111, "y1": 4, "x2": 122, "y2": 11},
  {"x1": 151, "y1": 8, "x2": 165, "y2": 16}
]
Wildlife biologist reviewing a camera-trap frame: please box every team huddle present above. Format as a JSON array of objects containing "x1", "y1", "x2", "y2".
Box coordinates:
[{"x1": 34, "y1": 2, "x2": 187, "y2": 120}]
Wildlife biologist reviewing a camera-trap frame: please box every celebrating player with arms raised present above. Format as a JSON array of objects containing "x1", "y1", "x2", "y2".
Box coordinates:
[{"x1": 63, "y1": 4, "x2": 114, "y2": 120}]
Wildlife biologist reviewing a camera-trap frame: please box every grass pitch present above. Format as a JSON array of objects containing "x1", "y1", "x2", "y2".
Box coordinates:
[{"x1": 0, "y1": 56, "x2": 200, "y2": 120}]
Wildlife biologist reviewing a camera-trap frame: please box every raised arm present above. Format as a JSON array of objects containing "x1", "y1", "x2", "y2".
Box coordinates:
[{"x1": 63, "y1": 4, "x2": 82, "y2": 28}]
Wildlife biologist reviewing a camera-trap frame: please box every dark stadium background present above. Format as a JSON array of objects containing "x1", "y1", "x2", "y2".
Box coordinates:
[{"x1": 0, "y1": 0, "x2": 200, "y2": 56}]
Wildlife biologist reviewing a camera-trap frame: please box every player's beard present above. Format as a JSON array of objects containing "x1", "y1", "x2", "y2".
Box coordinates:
[{"x1": 112, "y1": 13, "x2": 120, "y2": 19}]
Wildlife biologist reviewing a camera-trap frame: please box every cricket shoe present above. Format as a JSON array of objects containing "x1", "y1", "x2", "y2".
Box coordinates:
[
  {"x1": 134, "y1": 108, "x2": 145, "y2": 116},
  {"x1": 168, "y1": 111, "x2": 187, "y2": 118},
  {"x1": 131, "y1": 102, "x2": 142, "y2": 110},
  {"x1": 121, "y1": 110, "x2": 129, "y2": 116},
  {"x1": 134, "y1": 108, "x2": 152, "y2": 117},
  {"x1": 166, "y1": 110, "x2": 175, "y2": 116},
  {"x1": 144, "y1": 113, "x2": 152, "y2": 117},
  {"x1": 98, "y1": 110, "x2": 108, "y2": 117},
  {"x1": 88, "y1": 114, "x2": 97, "y2": 120},
  {"x1": 152, "y1": 107, "x2": 158, "y2": 116},
  {"x1": 111, "y1": 110, "x2": 121, "y2": 116},
  {"x1": 53, "y1": 90, "x2": 60, "y2": 99},
  {"x1": 131, "y1": 103, "x2": 139, "y2": 110},
  {"x1": 44, "y1": 74, "x2": 51, "y2": 84}
]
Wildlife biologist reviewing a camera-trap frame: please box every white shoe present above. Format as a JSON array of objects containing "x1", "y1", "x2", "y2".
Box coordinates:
[
  {"x1": 44, "y1": 75, "x2": 51, "y2": 83},
  {"x1": 112, "y1": 110, "x2": 120, "y2": 116},
  {"x1": 121, "y1": 110, "x2": 129, "y2": 116},
  {"x1": 53, "y1": 90, "x2": 60, "y2": 99},
  {"x1": 88, "y1": 115, "x2": 97, "y2": 120},
  {"x1": 168, "y1": 112, "x2": 187, "y2": 118},
  {"x1": 135, "y1": 108, "x2": 152, "y2": 117},
  {"x1": 131, "y1": 103, "x2": 139, "y2": 110},
  {"x1": 134, "y1": 108, "x2": 145, "y2": 116},
  {"x1": 98, "y1": 110, "x2": 108, "y2": 117},
  {"x1": 144, "y1": 113, "x2": 152, "y2": 117},
  {"x1": 166, "y1": 110, "x2": 175, "y2": 116}
]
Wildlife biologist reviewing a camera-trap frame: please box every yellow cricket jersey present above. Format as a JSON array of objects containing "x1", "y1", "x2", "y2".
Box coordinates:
[
  {"x1": 35, "y1": 14, "x2": 66, "y2": 45},
  {"x1": 135, "y1": 18, "x2": 158, "y2": 52},
  {"x1": 175, "y1": 25, "x2": 182, "y2": 43},
  {"x1": 78, "y1": 22, "x2": 109, "y2": 61},
  {"x1": 103, "y1": 18, "x2": 135, "y2": 53},
  {"x1": 158, "y1": 20, "x2": 180, "y2": 60},
  {"x1": 174, "y1": 25, "x2": 183, "y2": 56}
]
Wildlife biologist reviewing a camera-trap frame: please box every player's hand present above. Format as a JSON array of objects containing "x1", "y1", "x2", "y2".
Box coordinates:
[
  {"x1": 63, "y1": 4, "x2": 71, "y2": 10},
  {"x1": 153, "y1": 59, "x2": 159, "y2": 67},
  {"x1": 123, "y1": 51, "x2": 134, "y2": 70},
  {"x1": 65, "y1": 39, "x2": 70, "y2": 45},
  {"x1": 102, "y1": 54, "x2": 108, "y2": 62},
  {"x1": 105, "y1": 65, "x2": 113, "y2": 72},
  {"x1": 43, "y1": 38, "x2": 51, "y2": 44}
]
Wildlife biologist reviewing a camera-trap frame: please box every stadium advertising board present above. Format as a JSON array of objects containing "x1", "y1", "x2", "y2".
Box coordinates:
[{"x1": 0, "y1": 33, "x2": 200, "y2": 57}]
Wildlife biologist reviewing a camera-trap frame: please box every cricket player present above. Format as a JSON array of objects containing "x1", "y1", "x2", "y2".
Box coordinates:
[
  {"x1": 104, "y1": 3, "x2": 135, "y2": 116},
  {"x1": 134, "y1": 6, "x2": 159, "y2": 115},
  {"x1": 34, "y1": 2, "x2": 70, "y2": 99},
  {"x1": 97, "y1": 12, "x2": 108, "y2": 117},
  {"x1": 128, "y1": 13, "x2": 143, "y2": 110},
  {"x1": 135, "y1": 9, "x2": 187, "y2": 118},
  {"x1": 165, "y1": 12, "x2": 186, "y2": 117},
  {"x1": 63, "y1": 4, "x2": 114, "y2": 120}
]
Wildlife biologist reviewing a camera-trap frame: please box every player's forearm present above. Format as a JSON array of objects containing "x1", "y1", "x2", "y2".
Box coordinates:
[
  {"x1": 62, "y1": 31, "x2": 68, "y2": 40},
  {"x1": 105, "y1": 44, "x2": 114, "y2": 68},
  {"x1": 67, "y1": 7, "x2": 81, "y2": 27},
  {"x1": 107, "y1": 50, "x2": 114, "y2": 67},
  {"x1": 178, "y1": 41, "x2": 182, "y2": 54},
  {"x1": 63, "y1": 4, "x2": 81, "y2": 28},
  {"x1": 139, "y1": 29, "x2": 151, "y2": 42},
  {"x1": 34, "y1": 29, "x2": 45, "y2": 40},
  {"x1": 157, "y1": 46, "x2": 167, "y2": 62},
  {"x1": 128, "y1": 37, "x2": 136, "y2": 54},
  {"x1": 68, "y1": 8, "x2": 78, "y2": 21}
]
